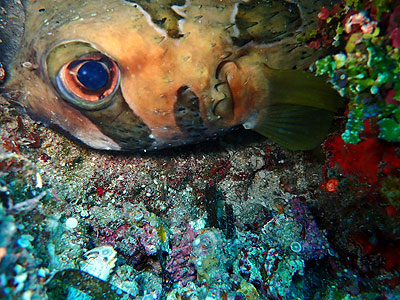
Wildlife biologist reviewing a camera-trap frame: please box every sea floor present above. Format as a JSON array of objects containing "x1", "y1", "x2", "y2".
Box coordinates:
[{"x1": 1, "y1": 95, "x2": 400, "y2": 299}]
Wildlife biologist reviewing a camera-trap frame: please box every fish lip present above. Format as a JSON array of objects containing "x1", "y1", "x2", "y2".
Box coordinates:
[
  {"x1": 208, "y1": 60, "x2": 235, "y2": 121},
  {"x1": 215, "y1": 59, "x2": 234, "y2": 80}
]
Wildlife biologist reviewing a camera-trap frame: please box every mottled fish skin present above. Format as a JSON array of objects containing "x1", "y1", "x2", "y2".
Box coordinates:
[
  {"x1": 2, "y1": 0, "x2": 339, "y2": 151},
  {"x1": 0, "y1": 0, "x2": 25, "y2": 67},
  {"x1": 67, "y1": 246, "x2": 117, "y2": 300}
]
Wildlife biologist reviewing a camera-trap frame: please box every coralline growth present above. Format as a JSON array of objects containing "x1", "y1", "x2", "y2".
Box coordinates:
[{"x1": 308, "y1": 0, "x2": 400, "y2": 144}]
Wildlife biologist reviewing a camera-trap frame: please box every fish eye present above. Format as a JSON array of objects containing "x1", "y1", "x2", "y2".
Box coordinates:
[
  {"x1": 46, "y1": 42, "x2": 120, "y2": 110},
  {"x1": 56, "y1": 53, "x2": 120, "y2": 110},
  {"x1": 77, "y1": 61, "x2": 108, "y2": 90}
]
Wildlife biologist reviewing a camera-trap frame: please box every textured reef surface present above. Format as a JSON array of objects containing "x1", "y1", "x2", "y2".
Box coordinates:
[{"x1": 1, "y1": 1, "x2": 400, "y2": 300}]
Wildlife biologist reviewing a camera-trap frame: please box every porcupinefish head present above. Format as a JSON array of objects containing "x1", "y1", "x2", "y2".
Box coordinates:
[{"x1": 1, "y1": 0, "x2": 342, "y2": 151}]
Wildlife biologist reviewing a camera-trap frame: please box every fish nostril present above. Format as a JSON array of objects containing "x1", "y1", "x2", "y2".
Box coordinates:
[
  {"x1": 176, "y1": 86, "x2": 201, "y2": 106},
  {"x1": 175, "y1": 86, "x2": 206, "y2": 136},
  {"x1": 177, "y1": 85, "x2": 190, "y2": 94}
]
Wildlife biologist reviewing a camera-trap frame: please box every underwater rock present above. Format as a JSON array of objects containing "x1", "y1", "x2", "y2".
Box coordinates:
[
  {"x1": 93, "y1": 202, "x2": 169, "y2": 261},
  {"x1": 67, "y1": 246, "x2": 117, "y2": 300},
  {"x1": 267, "y1": 254, "x2": 305, "y2": 299},
  {"x1": 109, "y1": 265, "x2": 139, "y2": 298},
  {"x1": 47, "y1": 269, "x2": 134, "y2": 300},
  {"x1": 0, "y1": 151, "x2": 47, "y2": 212},
  {"x1": 66, "y1": 246, "x2": 117, "y2": 300},
  {"x1": 47, "y1": 246, "x2": 138, "y2": 300},
  {"x1": 289, "y1": 197, "x2": 331, "y2": 260},
  {"x1": 0, "y1": 203, "x2": 46, "y2": 299}
]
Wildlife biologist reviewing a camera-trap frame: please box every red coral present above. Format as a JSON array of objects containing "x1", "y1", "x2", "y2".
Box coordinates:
[
  {"x1": 388, "y1": 5, "x2": 400, "y2": 49},
  {"x1": 382, "y1": 247, "x2": 400, "y2": 271},
  {"x1": 386, "y1": 205, "x2": 398, "y2": 217},
  {"x1": 1, "y1": 137, "x2": 20, "y2": 154},
  {"x1": 388, "y1": 5, "x2": 400, "y2": 33},
  {"x1": 324, "y1": 124, "x2": 400, "y2": 185},
  {"x1": 210, "y1": 157, "x2": 231, "y2": 179},
  {"x1": 326, "y1": 178, "x2": 339, "y2": 192},
  {"x1": 385, "y1": 89, "x2": 399, "y2": 106},
  {"x1": 353, "y1": 233, "x2": 400, "y2": 271},
  {"x1": 166, "y1": 225, "x2": 197, "y2": 286},
  {"x1": 26, "y1": 132, "x2": 42, "y2": 148},
  {"x1": 307, "y1": 40, "x2": 321, "y2": 50},
  {"x1": 96, "y1": 186, "x2": 107, "y2": 196},
  {"x1": 309, "y1": 4, "x2": 353, "y2": 49},
  {"x1": 382, "y1": 147, "x2": 400, "y2": 176},
  {"x1": 324, "y1": 135, "x2": 383, "y2": 184},
  {"x1": 390, "y1": 27, "x2": 400, "y2": 49},
  {"x1": 318, "y1": 7, "x2": 331, "y2": 20}
]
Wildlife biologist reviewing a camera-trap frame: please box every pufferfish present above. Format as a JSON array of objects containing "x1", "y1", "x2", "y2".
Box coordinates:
[{"x1": 0, "y1": 0, "x2": 342, "y2": 151}]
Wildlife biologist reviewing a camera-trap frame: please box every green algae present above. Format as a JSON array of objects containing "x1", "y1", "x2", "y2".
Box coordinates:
[
  {"x1": 378, "y1": 106, "x2": 400, "y2": 142},
  {"x1": 346, "y1": 0, "x2": 392, "y2": 18},
  {"x1": 380, "y1": 176, "x2": 400, "y2": 209}
]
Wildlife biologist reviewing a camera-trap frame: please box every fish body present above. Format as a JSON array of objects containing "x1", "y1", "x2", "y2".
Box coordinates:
[{"x1": 2, "y1": 0, "x2": 341, "y2": 151}]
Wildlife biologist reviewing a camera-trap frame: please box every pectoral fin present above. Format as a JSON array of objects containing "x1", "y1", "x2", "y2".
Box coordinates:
[
  {"x1": 252, "y1": 67, "x2": 343, "y2": 150},
  {"x1": 253, "y1": 104, "x2": 334, "y2": 150}
]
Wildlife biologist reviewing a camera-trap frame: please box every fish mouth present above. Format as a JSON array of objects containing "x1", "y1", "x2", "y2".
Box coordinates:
[{"x1": 209, "y1": 61, "x2": 235, "y2": 121}]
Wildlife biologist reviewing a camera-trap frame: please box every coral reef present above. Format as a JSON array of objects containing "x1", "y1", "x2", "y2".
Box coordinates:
[
  {"x1": 0, "y1": 98, "x2": 338, "y2": 299},
  {"x1": 1, "y1": 1, "x2": 400, "y2": 300},
  {"x1": 311, "y1": 0, "x2": 400, "y2": 144}
]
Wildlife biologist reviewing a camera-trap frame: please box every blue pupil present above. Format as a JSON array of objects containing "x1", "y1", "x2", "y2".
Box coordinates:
[{"x1": 77, "y1": 61, "x2": 108, "y2": 90}]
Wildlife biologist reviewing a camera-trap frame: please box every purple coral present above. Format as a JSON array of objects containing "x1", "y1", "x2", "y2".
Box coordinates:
[
  {"x1": 165, "y1": 225, "x2": 197, "y2": 287},
  {"x1": 291, "y1": 197, "x2": 330, "y2": 260},
  {"x1": 134, "y1": 221, "x2": 161, "y2": 256}
]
